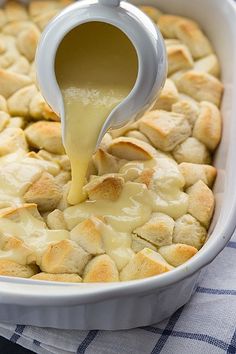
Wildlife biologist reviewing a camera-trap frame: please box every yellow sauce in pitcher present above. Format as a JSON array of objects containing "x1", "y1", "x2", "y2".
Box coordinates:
[{"x1": 55, "y1": 22, "x2": 138, "y2": 205}]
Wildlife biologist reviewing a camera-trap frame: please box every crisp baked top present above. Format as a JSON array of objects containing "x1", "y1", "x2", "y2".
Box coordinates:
[{"x1": 0, "y1": 1, "x2": 222, "y2": 283}]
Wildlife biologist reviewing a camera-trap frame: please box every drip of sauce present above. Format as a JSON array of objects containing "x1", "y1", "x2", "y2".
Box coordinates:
[{"x1": 55, "y1": 22, "x2": 138, "y2": 205}]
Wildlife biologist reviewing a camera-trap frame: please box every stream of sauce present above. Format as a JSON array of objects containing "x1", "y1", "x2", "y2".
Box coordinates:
[{"x1": 55, "y1": 22, "x2": 138, "y2": 205}]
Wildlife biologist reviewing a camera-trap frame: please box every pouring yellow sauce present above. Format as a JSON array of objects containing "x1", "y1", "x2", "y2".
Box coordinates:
[{"x1": 55, "y1": 22, "x2": 138, "y2": 205}]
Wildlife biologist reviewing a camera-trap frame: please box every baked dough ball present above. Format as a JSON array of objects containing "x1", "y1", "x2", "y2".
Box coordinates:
[
  {"x1": 158, "y1": 244, "x2": 198, "y2": 266},
  {"x1": 173, "y1": 214, "x2": 207, "y2": 249},
  {"x1": 178, "y1": 162, "x2": 217, "y2": 188},
  {"x1": 4, "y1": 1, "x2": 28, "y2": 22},
  {"x1": 83, "y1": 254, "x2": 119, "y2": 282},
  {"x1": 0, "y1": 127, "x2": 28, "y2": 155},
  {"x1": 120, "y1": 248, "x2": 173, "y2": 281},
  {"x1": 131, "y1": 234, "x2": 157, "y2": 253},
  {"x1": 93, "y1": 149, "x2": 125, "y2": 176},
  {"x1": 0, "y1": 235, "x2": 34, "y2": 265},
  {"x1": 167, "y1": 44, "x2": 193, "y2": 75},
  {"x1": 16, "y1": 26, "x2": 40, "y2": 62},
  {"x1": 29, "y1": 92, "x2": 59, "y2": 121},
  {"x1": 83, "y1": 174, "x2": 124, "y2": 201},
  {"x1": 47, "y1": 209, "x2": 67, "y2": 230},
  {"x1": 109, "y1": 120, "x2": 139, "y2": 139},
  {"x1": 133, "y1": 212, "x2": 175, "y2": 247},
  {"x1": 193, "y1": 101, "x2": 221, "y2": 151},
  {"x1": 152, "y1": 79, "x2": 179, "y2": 111},
  {"x1": 173, "y1": 70, "x2": 223, "y2": 107},
  {"x1": 31, "y1": 272, "x2": 82, "y2": 283},
  {"x1": 173, "y1": 137, "x2": 211, "y2": 164},
  {"x1": 172, "y1": 96, "x2": 200, "y2": 127},
  {"x1": 0, "y1": 111, "x2": 9, "y2": 131},
  {"x1": 158, "y1": 15, "x2": 213, "y2": 59},
  {"x1": 108, "y1": 137, "x2": 157, "y2": 160},
  {"x1": 0, "y1": 94, "x2": 7, "y2": 112},
  {"x1": 24, "y1": 172, "x2": 62, "y2": 212},
  {"x1": 139, "y1": 110, "x2": 191, "y2": 151},
  {"x1": 0, "y1": 260, "x2": 38, "y2": 278},
  {"x1": 71, "y1": 217, "x2": 105, "y2": 255},
  {"x1": 29, "y1": 0, "x2": 72, "y2": 30},
  {"x1": 41, "y1": 239, "x2": 91, "y2": 275},
  {"x1": 7, "y1": 116, "x2": 24, "y2": 129},
  {"x1": 8, "y1": 84, "x2": 38, "y2": 117},
  {"x1": 25, "y1": 121, "x2": 65, "y2": 154},
  {"x1": 194, "y1": 54, "x2": 220, "y2": 77},
  {"x1": 139, "y1": 6, "x2": 162, "y2": 23},
  {"x1": 8, "y1": 56, "x2": 30, "y2": 75},
  {"x1": 187, "y1": 180, "x2": 215, "y2": 227},
  {"x1": 0, "y1": 69, "x2": 32, "y2": 98},
  {"x1": 125, "y1": 130, "x2": 150, "y2": 143}
]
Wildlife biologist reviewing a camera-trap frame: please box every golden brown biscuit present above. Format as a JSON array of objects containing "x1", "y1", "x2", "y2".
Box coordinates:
[
  {"x1": 31, "y1": 272, "x2": 82, "y2": 282},
  {"x1": 93, "y1": 149, "x2": 125, "y2": 176},
  {"x1": 0, "y1": 127, "x2": 28, "y2": 155},
  {"x1": 2, "y1": 21, "x2": 36, "y2": 36},
  {"x1": 46, "y1": 209, "x2": 67, "y2": 230},
  {"x1": 29, "y1": 92, "x2": 59, "y2": 121},
  {"x1": 194, "y1": 54, "x2": 220, "y2": 77},
  {"x1": 179, "y1": 162, "x2": 217, "y2": 188},
  {"x1": 54, "y1": 171, "x2": 71, "y2": 187},
  {"x1": 167, "y1": 44, "x2": 194, "y2": 75},
  {"x1": 8, "y1": 84, "x2": 38, "y2": 117},
  {"x1": 17, "y1": 26, "x2": 40, "y2": 62},
  {"x1": 41, "y1": 239, "x2": 91, "y2": 275},
  {"x1": 8, "y1": 56, "x2": 30, "y2": 75},
  {"x1": 187, "y1": 180, "x2": 215, "y2": 228},
  {"x1": 0, "y1": 69, "x2": 32, "y2": 98},
  {"x1": 25, "y1": 121, "x2": 64, "y2": 154},
  {"x1": 152, "y1": 79, "x2": 179, "y2": 111},
  {"x1": 139, "y1": 110, "x2": 191, "y2": 151},
  {"x1": 173, "y1": 214, "x2": 207, "y2": 249},
  {"x1": 24, "y1": 172, "x2": 62, "y2": 212},
  {"x1": 158, "y1": 243, "x2": 198, "y2": 266},
  {"x1": 0, "y1": 203, "x2": 43, "y2": 222},
  {"x1": 83, "y1": 174, "x2": 124, "y2": 201},
  {"x1": 133, "y1": 213, "x2": 175, "y2": 247},
  {"x1": 0, "y1": 94, "x2": 7, "y2": 112},
  {"x1": 108, "y1": 137, "x2": 157, "y2": 160},
  {"x1": 71, "y1": 217, "x2": 105, "y2": 255},
  {"x1": 6, "y1": 116, "x2": 24, "y2": 129},
  {"x1": 0, "y1": 260, "x2": 38, "y2": 278},
  {"x1": 139, "y1": 6, "x2": 162, "y2": 23},
  {"x1": 0, "y1": 111, "x2": 9, "y2": 131},
  {"x1": 173, "y1": 137, "x2": 211, "y2": 164},
  {"x1": 125, "y1": 130, "x2": 150, "y2": 143},
  {"x1": 173, "y1": 70, "x2": 223, "y2": 107},
  {"x1": 120, "y1": 248, "x2": 173, "y2": 281},
  {"x1": 172, "y1": 97, "x2": 200, "y2": 127},
  {"x1": 109, "y1": 120, "x2": 139, "y2": 139},
  {"x1": 193, "y1": 101, "x2": 222, "y2": 151},
  {"x1": 131, "y1": 234, "x2": 157, "y2": 253},
  {"x1": 5, "y1": 1, "x2": 28, "y2": 22},
  {"x1": 158, "y1": 15, "x2": 213, "y2": 59},
  {"x1": 83, "y1": 254, "x2": 119, "y2": 282},
  {"x1": 0, "y1": 235, "x2": 35, "y2": 265}
]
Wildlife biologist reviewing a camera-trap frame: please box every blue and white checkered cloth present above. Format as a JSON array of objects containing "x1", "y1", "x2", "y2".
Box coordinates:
[{"x1": 0, "y1": 229, "x2": 235, "y2": 354}]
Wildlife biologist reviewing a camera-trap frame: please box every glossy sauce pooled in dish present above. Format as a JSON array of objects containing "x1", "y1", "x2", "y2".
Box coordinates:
[{"x1": 55, "y1": 22, "x2": 138, "y2": 205}]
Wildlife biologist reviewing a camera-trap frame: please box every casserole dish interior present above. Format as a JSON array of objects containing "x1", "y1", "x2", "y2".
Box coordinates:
[{"x1": 0, "y1": 0, "x2": 235, "y2": 307}]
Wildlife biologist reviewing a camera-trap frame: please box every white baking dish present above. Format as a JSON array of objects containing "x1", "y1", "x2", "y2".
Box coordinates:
[{"x1": 0, "y1": 0, "x2": 235, "y2": 330}]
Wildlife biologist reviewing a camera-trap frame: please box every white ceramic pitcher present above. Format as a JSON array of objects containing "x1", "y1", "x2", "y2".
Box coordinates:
[{"x1": 36, "y1": 0, "x2": 167, "y2": 147}]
